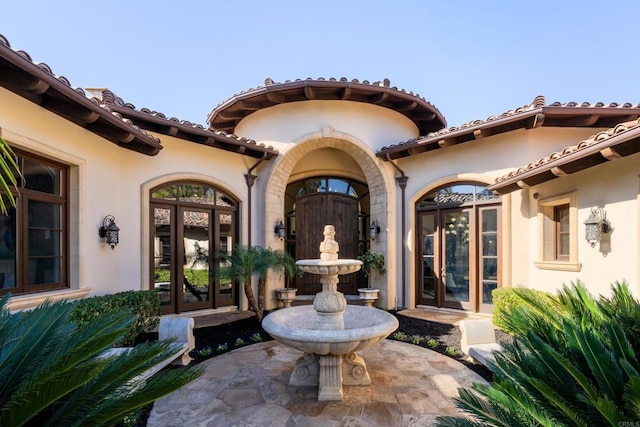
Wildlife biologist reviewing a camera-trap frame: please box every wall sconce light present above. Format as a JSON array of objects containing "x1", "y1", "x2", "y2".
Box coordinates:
[
  {"x1": 584, "y1": 207, "x2": 610, "y2": 248},
  {"x1": 369, "y1": 218, "x2": 381, "y2": 241},
  {"x1": 99, "y1": 215, "x2": 120, "y2": 249},
  {"x1": 274, "y1": 218, "x2": 285, "y2": 240}
]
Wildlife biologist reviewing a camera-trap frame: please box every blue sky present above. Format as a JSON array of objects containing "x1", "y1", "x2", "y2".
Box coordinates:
[{"x1": 3, "y1": 1, "x2": 639, "y2": 129}]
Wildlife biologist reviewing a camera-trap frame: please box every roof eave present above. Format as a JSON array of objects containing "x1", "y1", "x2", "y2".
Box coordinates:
[
  {"x1": 208, "y1": 78, "x2": 446, "y2": 135},
  {"x1": 0, "y1": 36, "x2": 162, "y2": 156},
  {"x1": 489, "y1": 126, "x2": 640, "y2": 194},
  {"x1": 378, "y1": 104, "x2": 640, "y2": 161},
  {"x1": 109, "y1": 105, "x2": 278, "y2": 160}
]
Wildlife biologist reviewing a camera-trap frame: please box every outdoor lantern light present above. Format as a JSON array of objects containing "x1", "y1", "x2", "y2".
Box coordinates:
[
  {"x1": 274, "y1": 218, "x2": 285, "y2": 240},
  {"x1": 369, "y1": 218, "x2": 381, "y2": 241},
  {"x1": 99, "y1": 215, "x2": 120, "y2": 249},
  {"x1": 584, "y1": 207, "x2": 610, "y2": 248}
]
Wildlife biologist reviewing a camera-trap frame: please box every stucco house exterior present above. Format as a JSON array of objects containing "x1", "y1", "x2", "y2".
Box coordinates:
[{"x1": 1, "y1": 34, "x2": 639, "y2": 315}]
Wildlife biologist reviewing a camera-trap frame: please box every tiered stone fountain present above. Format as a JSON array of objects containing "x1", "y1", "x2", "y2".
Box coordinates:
[{"x1": 262, "y1": 225, "x2": 398, "y2": 401}]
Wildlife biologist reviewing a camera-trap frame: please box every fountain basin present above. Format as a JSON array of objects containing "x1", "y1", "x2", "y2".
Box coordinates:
[{"x1": 262, "y1": 305, "x2": 398, "y2": 355}]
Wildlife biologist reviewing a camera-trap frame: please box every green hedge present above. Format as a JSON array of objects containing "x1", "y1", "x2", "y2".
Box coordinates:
[
  {"x1": 492, "y1": 287, "x2": 553, "y2": 332},
  {"x1": 70, "y1": 290, "x2": 161, "y2": 346}
]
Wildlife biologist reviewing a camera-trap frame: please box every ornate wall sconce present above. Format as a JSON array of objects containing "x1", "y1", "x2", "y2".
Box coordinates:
[
  {"x1": 274, "y1": 218, "x2": 285, "y2": 240},
  {"x1": 99, "y1": 215, "x2": 120, "y2": 249},
  {"x1": 369, "y1": 218, "x2": 380, "y2": 241},
  {"x1": 584, "y1": 207, "x2": 610, "y2": 248}
]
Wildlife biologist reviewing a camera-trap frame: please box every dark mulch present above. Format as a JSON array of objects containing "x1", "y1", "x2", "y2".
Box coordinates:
[{"x1": 189, "y1": 310, "x2": 511, "y2": 382}]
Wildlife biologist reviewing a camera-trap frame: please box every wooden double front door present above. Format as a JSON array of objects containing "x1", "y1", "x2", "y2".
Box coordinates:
[{"x1": 294, "y1": 193, "x2": 360, "y2": 295}]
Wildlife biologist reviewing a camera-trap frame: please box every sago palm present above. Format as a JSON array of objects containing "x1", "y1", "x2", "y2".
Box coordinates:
[
  {"x1": 436, "y1": 281, "x2": 640, "y2": 426},
  {"x1": 0, "y1": 295, "x2": 202, "y2": 427}
]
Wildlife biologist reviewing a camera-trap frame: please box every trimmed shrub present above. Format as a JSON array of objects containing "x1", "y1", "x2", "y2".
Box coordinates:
[
  {"x1": 71, "y1": 290, "x2": 161, "y2": 346},
  {"x1": 492, "y1": 286, "x2": 552, "y2": 332}
]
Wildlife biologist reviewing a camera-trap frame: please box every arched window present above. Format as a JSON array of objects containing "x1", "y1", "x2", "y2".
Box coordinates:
[{"x1": 416, "y1": 183, "x2": 500, "y2": 313}]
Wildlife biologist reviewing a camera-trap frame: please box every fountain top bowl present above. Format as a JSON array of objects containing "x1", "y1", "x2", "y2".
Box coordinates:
[{"x1": 296, "y1": 259, "x2": 362, "y2": 276}]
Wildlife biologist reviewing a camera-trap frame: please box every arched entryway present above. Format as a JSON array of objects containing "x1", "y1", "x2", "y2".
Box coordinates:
[
  {"x1": 264, "y1": 132, "x2": 392, "y2": 306},
  {"x1": 285, "y1": 177, "x2": 370, "y2": 295},
  {"x1": 415, "y1": 183, "x2": 501, "y2": 313},
  {"x1": 150, "y1": 181, "x2": 238, "y2": 314}
]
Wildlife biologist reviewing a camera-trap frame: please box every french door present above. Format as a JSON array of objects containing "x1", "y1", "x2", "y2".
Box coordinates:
[
  {"x1": 418, "y1": 205, "x2": 500, "y2": 312},
  {"x1": 152, "y1": 204, "x2": 236, "y2": 314}
]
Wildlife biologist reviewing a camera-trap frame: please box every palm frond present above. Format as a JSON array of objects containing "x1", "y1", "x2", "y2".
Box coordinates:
[
  {"x1": 0, "y1": 135, "x2": 19, "y2": 214},
  {"x1": 563, "y1": 319, "x2": 624, "y2": 401}
]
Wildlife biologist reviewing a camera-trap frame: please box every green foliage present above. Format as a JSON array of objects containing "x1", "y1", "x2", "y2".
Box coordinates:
[
  {"x1": 392, "y1": 331, "x2": 409, "y2": 342},
  {"x1": 218, "y1": 245, "x2": 300, "y2": 322},
  {"x1": 0, "y1": 135, "x2": 19, "y2": 214},
  {"x1": 410, "y1": 334, "x2": 423, "y2": 345},
  {"x1": 437, "y1": 280, "x2": 640, "y2": 427},
  {"x1": 71, "y1": 290, "x2": 161, "y2": 346},
  {"x1": 0, "y1": 295, "x2": 202, "y2": 427},
  {"x1": 357, "y1": 250, "x2": 386, "y2": 288},
  {"x1": 196, "y1": 347, "x2": 213, "y2": 357},
  {"x1": 445, "y1": 346, "x2": 459, "y2": 357},
  {"x1": 427, "y1": 338, "x2": 439, "y2": 349},
  {"x1": 250, "y1": 332, "x2": 263, "y2": 343},
  {"x1": 357, "y1": 250, "x2": 386, "y2": 277},
  {"x1": 216, "y1": 343, "x2": 228, "y2": 353},
  {"x1": 234, "y1": 338, "x2": 246, "y2": 347},
  {"x1": 491, "y1": 286, "x2": 552, "y2": 332}
]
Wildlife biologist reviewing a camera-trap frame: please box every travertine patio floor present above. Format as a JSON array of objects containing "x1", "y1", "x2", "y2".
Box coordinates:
[{"x1": 148, "y1": 339, "x2": 486, "y2": 426}]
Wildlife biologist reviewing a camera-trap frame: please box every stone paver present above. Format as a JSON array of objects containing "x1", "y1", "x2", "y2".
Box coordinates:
[{"x1": 148, "y1": 340, "x2": 486, "y2": 426}]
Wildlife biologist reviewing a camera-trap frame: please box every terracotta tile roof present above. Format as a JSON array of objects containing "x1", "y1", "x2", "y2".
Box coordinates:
[
  {"x1": 378, "y1": 96, "x2": 640, "y2": 160},
  {"x1": 488, "y1": 117, "x2": 640, "y2": 194},
  {"x1": 208, "y1": 77, "x2": 446, "y2": 135},
  {"x1": 96, "y1": 89, "x2": 278, "y2": 160},
  {"x1": 0, "y1": 34, "x2": 162, "y2": 156}
]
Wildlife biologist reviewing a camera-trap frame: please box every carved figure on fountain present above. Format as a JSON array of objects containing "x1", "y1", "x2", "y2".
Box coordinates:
[{"x1": 319, "y1": 225, "x2": 339, "y2": 261}]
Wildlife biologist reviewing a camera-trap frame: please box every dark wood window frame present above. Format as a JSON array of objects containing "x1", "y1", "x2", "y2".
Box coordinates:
[
  {"x1": 554, "y1": 204, "x2": 570, "y2": 261},
  {"x1": 0, "y1": 149, "x2": 68, "y2": 296}
]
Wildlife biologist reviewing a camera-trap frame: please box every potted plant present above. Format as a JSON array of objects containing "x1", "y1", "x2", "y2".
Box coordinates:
[{"x1": 357, "y1": 250, "x2": 386, "y2": 307}]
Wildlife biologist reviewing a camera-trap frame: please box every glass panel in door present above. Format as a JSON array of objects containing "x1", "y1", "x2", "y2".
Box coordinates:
[
  {"x1": 153, "y1": 206, "x2": 173, "y2": 311},
  {"x1": 217, "y1": 212, "x2": 234, "y2": 306},
  {"x1": 181, "y1": 208, "x2": 211, "y2": 310},
  {"x1": 480, "y1": 207, "x2": 499, "y2": 312},
  {"x1": 419, "y1": 212, "x2": 436, "y2": 305},
  {"x1": 442, "y1": 211, "x2": 471, "y2": 309}
]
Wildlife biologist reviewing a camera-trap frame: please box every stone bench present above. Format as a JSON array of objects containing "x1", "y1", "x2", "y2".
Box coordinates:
[
  {"x1": 459, "y1": 318, "x2": 504, "y2": 367},
  {"x1": 99, "y1": 317, "x2": 195, "y2": 383}
]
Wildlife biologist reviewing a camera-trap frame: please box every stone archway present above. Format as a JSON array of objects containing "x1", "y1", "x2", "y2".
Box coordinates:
[{"x1": 264, "y1": 130, "x2": 390, "y2": 304}]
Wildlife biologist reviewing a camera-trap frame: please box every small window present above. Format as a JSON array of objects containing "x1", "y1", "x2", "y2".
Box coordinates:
[
  {"x1": 535, "y1": 192, "x2": 581, "y2": 271},
  {"x1": 555, "y1": 205, "x2": 570, "y2": 260}
]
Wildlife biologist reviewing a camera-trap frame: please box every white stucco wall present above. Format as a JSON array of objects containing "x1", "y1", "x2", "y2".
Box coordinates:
[
  {"x1": 235, "y1": 100, "x2": 419, "y2": 151},
  {"x1": 514, "y1": 153, "x2": 640, "y2": 297}
]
